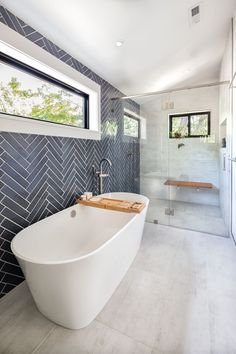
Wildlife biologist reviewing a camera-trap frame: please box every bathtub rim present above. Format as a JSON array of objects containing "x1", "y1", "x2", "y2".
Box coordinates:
[{"x1": 11, "y1": 192, "x2": 149, "y2": 266}]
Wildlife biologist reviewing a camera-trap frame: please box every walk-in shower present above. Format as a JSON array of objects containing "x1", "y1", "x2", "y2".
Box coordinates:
[{"x1": 112, "y1": 80, "x2": 230, "y2": 237}]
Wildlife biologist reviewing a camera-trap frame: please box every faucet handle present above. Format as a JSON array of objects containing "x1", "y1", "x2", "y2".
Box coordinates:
[
  {"x1": 92, "y1": 165, "x2": 99, "y2": 176},
  {"x1": 99, "y1": 173, "x2": 109, "y2": 177}
]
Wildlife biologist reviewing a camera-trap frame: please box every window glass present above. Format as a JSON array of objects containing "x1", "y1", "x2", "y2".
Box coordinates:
[
  {"x1": 0, "y1": 60, "x2": 86, "y2": 128},
  {"x1": 171, "y1": 116, "x2": 188, "y2": 138},
  {"x1": 190, "y1": 114, "x2": 209, "y2": 136},
  {"x1": 124, "y1": 114, "x2": 139, "y2": 138},
  {"x1": 169, "y1": 112, "x2": 210, "y2": 138}
]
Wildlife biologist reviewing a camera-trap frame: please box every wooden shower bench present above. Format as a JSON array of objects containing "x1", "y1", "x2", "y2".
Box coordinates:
[{"x1": 164, "y1": 180, "x2": 213, "y2": 189}]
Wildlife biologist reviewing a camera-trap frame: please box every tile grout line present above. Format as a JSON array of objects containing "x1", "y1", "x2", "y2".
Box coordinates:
[
  {"x1": 31, "y1": 325, "x2": 57, "y2": 354},
  {"x1": 95, "y1": 318, "x2": 154, "y2": 350}
]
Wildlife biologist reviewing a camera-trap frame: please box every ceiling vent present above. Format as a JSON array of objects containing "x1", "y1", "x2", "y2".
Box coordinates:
[{"x1": 189, "y1": 4, "x2": 201, "y2": 25}]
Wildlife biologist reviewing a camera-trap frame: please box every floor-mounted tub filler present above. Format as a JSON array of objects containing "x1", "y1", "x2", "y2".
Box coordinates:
[{"x1": 11, "y1": 192, "x2": 149, "y2": 329}]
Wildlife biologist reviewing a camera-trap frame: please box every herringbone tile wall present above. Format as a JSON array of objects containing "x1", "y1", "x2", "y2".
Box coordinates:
[{"x1": 0, "y1": 6, "x2": 140, "y2": 297}]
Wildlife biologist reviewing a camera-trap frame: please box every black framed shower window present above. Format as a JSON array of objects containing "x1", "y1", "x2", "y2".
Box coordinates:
[
  {"x1": 0, "y1": 52, "x2": 89, "y2": 129},
  {"x1": 169, "y1": 111, "x2": 210, "y2": 138}
]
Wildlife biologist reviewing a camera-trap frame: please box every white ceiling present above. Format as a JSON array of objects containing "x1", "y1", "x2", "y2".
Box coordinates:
[{"x1": 1, "y1": 0, "x2": 236, "y2": 96}]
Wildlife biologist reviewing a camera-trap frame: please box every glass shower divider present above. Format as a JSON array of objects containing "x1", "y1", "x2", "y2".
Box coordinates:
[
  {"x1": 139, "y1": 91, "x2": 228, "y2": 237},
  {"x1": 140, "y1": 95, "x2": 171, "y2": 226}
]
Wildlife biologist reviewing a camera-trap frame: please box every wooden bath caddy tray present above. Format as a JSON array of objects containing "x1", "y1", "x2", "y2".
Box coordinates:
[{"x1": 77, "y1": 197, "x2": 145, "y2": 213}]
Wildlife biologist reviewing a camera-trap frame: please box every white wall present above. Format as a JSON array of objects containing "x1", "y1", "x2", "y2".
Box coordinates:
[
  {"x1": 140, "y1": 86, "x2": 220, "y2": 206},
  {"x1": 219, "y1": 26, "x2": 232, "y2": 233}
]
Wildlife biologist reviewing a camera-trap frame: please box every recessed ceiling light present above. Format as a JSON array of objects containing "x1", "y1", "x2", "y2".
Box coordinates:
[
  {"x1": 115, "y1": 41, "x2": 124, "y2": 47},
  {"x1": 182, "y1": 68, "x2": 192, "y2": 74}
]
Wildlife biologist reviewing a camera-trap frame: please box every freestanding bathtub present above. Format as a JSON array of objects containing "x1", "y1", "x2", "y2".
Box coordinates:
[{"x1": 11, "y1": 192, "x2": 149, "y2": 329}]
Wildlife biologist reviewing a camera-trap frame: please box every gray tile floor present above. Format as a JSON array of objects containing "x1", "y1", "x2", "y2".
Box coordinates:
[
  {"x1": 147, "y1": 198, "x2": 228, "y2": 237},
  {"x1": 0, "y1": 223, "x2": 236, "y2": 354}
]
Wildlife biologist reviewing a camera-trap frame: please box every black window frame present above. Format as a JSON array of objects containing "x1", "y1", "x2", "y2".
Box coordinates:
[
  {"x1": 169, "y1": 111, "x2": 211, "y2": 138},
  {"x1": 0, "y1": 51, "x2": 89, "y2": 129},
  {"x1": 123, "y1": 113, "x2": 140, "y2": 139}
]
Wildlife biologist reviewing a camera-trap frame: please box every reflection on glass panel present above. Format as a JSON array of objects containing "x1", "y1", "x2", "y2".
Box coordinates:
[
  {"x1": 124, "y1": 114, "x2": 139, "y2": 138},
  {"x1": 190, "y1": 114, "x2": 208, "y2": 136},
  {"x1": 0, "y1": 61, "x2": 85, "y2": 128}
]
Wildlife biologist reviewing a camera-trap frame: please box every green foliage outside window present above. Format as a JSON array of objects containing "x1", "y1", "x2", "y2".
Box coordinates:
[
  {"x1": 0, "y1": 62, "x2": 85, "y2": 127},
  {"x1": 124, "y1": 114, "x2": 139, "y2": 138},
  {"x1": 169, "y1": 112, "x2": 210, "y2": 138}
]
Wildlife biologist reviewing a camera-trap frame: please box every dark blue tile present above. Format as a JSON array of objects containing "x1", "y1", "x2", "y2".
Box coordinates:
[
  {"x1": 1, "y1": 251, "x2": 18, "y2": 266},
  {"x1": 2, "y1": 218, "x2": 23, "y2": 235},
  {"x1": 2, "y1": 273, "x2": 24, "y2": 286},
  {"x1": 26, "y1": 155, "x2": 48, "y2": 180},
  {"x1": 2, "y1": 263, "x2": 23, "y2": 277},
  {"x1": 1, "y1": 163, "x2": 29, "y2": 189},
  {"x1": 1, "y1": 185, "x2": 29, "y2": 209},
  {"x1": 1, "y1": 152, "x2": 29, "y2": 179},
  {"x1": 0, "y1": 229, "x2": 15, "y2": 242},
  {"x1": 2, "y1": 283, "x2": 15, "y2": 293},
  {"x1": 1, "y1": 197, "x2": 29, "y2": 219},
  {"x1": 1, "y1": 240, "x2": 11, "y2": 253},
  {"x1": 0, "y1": 282, "x2": 5, "y2": 293},
  {"x1": 0, "y1": 271, "x2": 4, "y2": 282},
  {"x1": 2, "y1": 207, "x2": 28, "y2": 229},
  {"x1": 26, "y1": 138, "x2": 47, "y2": 163},
  {"x1": 1, "y1": 133, "x2": 28, "y2": 158},
  {"x1": 27, "y1": 190, "x2": 48, "y2": 222},
  {"x1": 27, "y1": 165, "x2": 48, "y2": 195}
]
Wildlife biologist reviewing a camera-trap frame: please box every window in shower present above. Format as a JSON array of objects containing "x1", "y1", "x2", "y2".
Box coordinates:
[{"x1": 169, "y1": 111, "x2": 210, "y2": 138}]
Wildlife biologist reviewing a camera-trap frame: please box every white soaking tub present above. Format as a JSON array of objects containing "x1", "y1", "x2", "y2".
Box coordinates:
[{"x1": 11, "y1": 192, "x2": 149, "y2": 329}]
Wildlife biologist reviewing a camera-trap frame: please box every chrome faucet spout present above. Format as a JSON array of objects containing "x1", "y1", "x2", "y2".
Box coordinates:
[{"x1": 100, "y1": 158, "x2": 112, "y2": 169}]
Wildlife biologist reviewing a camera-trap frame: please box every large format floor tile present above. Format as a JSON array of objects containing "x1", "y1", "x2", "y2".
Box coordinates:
[
  {"x1": 34, "y1": 320, "x2": 152, "y2": 354},
  {"x1": 97, "y1": 267, "x2": 165, "y2": 347},
  {"x1": 0, "y1": 223, "x2": 236, "y2": 354},
  {"x1": 0, "y1": 282, "x2": 56, "y2": 354}
]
